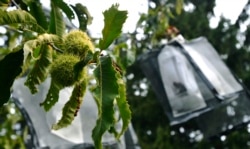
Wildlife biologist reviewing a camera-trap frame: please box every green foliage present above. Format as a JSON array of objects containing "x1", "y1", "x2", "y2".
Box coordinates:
[
  {"x1": 0, "y1": 47, "x2": 23, "y2": 106},
  {"x1": 116, "y1": 76, "x2": 131, "y2": 138},
  {"x1": 53, "y1": 0, "x2": 75, "y2": 21},
  {"x1": 40, "y1": 79, "x2": 63, "y2": 111},
  {"x1": 53, "y1": 80, "x2": 87, "y2": 130},
  {"x1": 25, "y1": 44, "x2": 53, "y2": 94},
  {"x1": 91, "y1": 56, "x2": 119, "y2": 149},
  {"x1": 49, "y1": 1, "x2": 65, "y2": 37},
  {"x1": 0, "y1": 0, "x2": 10, "y2": 6},
  {"x1": 23, "y1": 33, "x2": 60, "y2": 58},
  {"x1": 70, "y1": 3, "x2": 93, "y2": 31},
  {"x1": 22, "y1": 0, "x2": 49, "y2": 30},
  {"x1": 89, "y1": 5, "x2": 130, "y2": 148},
  {"x1": 0, "y1": 9, "x2": 46, "y2": 33},
  {"x1": 99, "y1": 4, "x2": 128, "y2": 50},
  {"x1": 73, "y1": 50, "x2": 94, "y2": 81},
  {"x1": 0, "y1": 1, "x2": 130, "y2": 149}
]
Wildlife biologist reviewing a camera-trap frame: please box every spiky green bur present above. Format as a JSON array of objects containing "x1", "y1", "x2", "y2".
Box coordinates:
[
  {"x1": 64, "y1": 30, "x2": 94, "y2": 58},
  {"x1": 50, "y1": 54, "x2": 80, "y2": 87}
]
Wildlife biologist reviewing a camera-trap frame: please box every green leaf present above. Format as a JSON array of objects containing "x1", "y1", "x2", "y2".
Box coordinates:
[
  {"x1": 25, "y1": 44, "x2": 53, "y2": 94},
  {"x1": 52, "y1": 80, "x2": 87, "y2": 130},
  {"x1": 99, "y1": 4, "x2": 127, "y2": 50},
  {"x1": 23, "y1": 33, "x2": 60, "y2": 60},
  {"x1": 91, "y1": 56, "x2": 119, "y2": 149},
  {"x1": 22, "y1": 0, "x2": 49, "y2": 30},
  {"x1": 0, "y1": 9, "x2": 46, "y2": 33},
  {"x1": 49, "y1": 1, "x2": 65, "y2": 37},
  {"x1": 176, "y1": 0, "x2": 183, "y2": 15},
  {"x1": 74, "y1": 50, "x2": 93, "y2": 81},
  {"x1": 22, "y1": 33, "x2": 60, "y2": 76},
  {"x1": 115, "y1": 76, "x2": 131, "y2": 138},
  {"x1": 40, "y1": 79, "x2": 63, "y2": 111},
  {"x1": 54, "y1": 0, "x2": 74, "y2": 21},
  {"x1": 0, "y1": 46, "x2": 23, "y2": 106},
  {"x1": 70, "y1": 3, "x2": 92, "y2": 31}
]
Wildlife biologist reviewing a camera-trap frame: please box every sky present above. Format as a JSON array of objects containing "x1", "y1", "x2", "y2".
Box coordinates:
[
  {"x1": 42, "y1": 0, "x2": 249, "y2": 32},
  {"x1": 60, "y1": 0, "x2": 248, "y2": 36},
  {"x1": 82, "y1": 0, "x2": 148, "y2": 37},
  {"x1": 0, "y1": 0, "x2": 249, "y2": 41},
  {"x1": 215, "y1": 0, "x2": 248, "y2": 22},
  {"x1": 210, "y1": 0, "x2": 248, "y2": 28},
  {"x1": 43, "y1": 0, "x2": 148, "y2": 37},
  {"x1": 1, "y1": 0, "x2": 247, "y2": 46}
]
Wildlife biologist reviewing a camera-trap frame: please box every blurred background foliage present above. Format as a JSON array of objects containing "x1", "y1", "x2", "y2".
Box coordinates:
[
  {"x1": 2, "y1": 0, "x2": 250, "y2": 148},
  {"x1": 0, "y1": 101, "x2": 27, "y2": 149},
  {"x1": 120, "y1": 0, "x2": 250, "y2": 148}
]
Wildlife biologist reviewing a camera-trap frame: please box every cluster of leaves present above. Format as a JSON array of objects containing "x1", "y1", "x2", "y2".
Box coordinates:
[
  {"x1": 108, "y1": 0, "x2": 185, "y2": 148},
  {"x1": 0, "y1": 0, "x2": 131, "y2": 148}
]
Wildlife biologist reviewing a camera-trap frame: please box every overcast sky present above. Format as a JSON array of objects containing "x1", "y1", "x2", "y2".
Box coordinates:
[
  {"x1": 215, "y1": 0, "x2": 248, "y2": 22},
  {"x1": 41, "y1": 0, "x2": 249, "y2": 35},
  {"x1": 63, "y1": 0, "x2": 248, "y2": 36},
  {"x1": 211, "y1": 0, "x2": 248, "y2": 28},
  {"x1": 43, "y1": 0, "x2": 148, "y2": 37}
]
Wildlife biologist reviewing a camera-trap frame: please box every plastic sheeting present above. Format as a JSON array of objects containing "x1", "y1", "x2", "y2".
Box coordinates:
[
  {"x1": 138, "y1": 36, "x2": 250, "y2": 138},
  {"x1": 180, "y1": 37, "x2": 243, "y2": 98},
  {"x1": 158, "y1": 45, "x2": 206, "y2": 117},
  {"x1": 12, "y1": 78, "x2": 126, "y2": 149}
]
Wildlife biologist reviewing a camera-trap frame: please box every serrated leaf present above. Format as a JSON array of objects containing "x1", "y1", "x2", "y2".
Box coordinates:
[
  {"x1": 52, "y1": 80, "x2": 87, "y2": 130},
  {"x1": 91, "y1": 56, "x2": 119, "y2": 149},
  {"x1": 40, "y1": 79, "x2": 63, "y2": 111},
  {"x1": 0, "y1": 9, "x2": 46, "y2": 33},
  {"x1": 0, "y1": 47, "x2": 23, "y2": 106},
  {"x1": 23, "y1": 0, "x2": 49, "y2": 30},
  {"x1": 99, "y1": 4, "x2": 127, "y2": 50},
  {"x1": 49, "y1": 1, "x2": 65, "y2": 37},
  {"x1": 115, "y1": 76, "x2": 131, "y2": 138},
  {"x1": 70, "y1": 3, "x2": 92, "y2": 31},
  {"x1": 54, "y1": 0, "x2": 74, "y2": 21},
  {"x1": 25, "y1": 44, "x2": 53, "y2": 94}
]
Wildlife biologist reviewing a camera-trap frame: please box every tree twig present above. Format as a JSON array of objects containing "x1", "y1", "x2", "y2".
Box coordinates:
[
  {"x1": 11, "y1": 0, "x2": 21, "y2": 9},
  {"x1": 48, "y1": 43, "x2": 64, "y2": 53}
]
